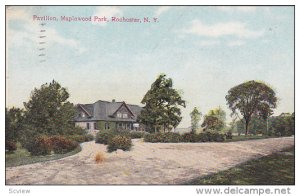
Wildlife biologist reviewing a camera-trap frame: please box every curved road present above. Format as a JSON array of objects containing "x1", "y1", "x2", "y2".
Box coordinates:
[{"x1": 6, "y1": 137, "x2": 294, "y2": 185}]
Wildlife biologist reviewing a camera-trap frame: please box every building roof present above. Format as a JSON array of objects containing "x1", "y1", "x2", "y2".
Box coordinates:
[{"x1": 74, "y1": 100, "x2": 143, "y2": 122}]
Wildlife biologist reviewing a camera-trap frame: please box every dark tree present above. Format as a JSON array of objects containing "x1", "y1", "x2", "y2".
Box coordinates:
[
  {"x1": 190, "y1": 107, "x2": 202, "y2": 133},
  {"x1": 5, "y1": 107, "x2": 25, "y2": 142},
  {"x1": 225, "y1": 80, "x2": 277, "y2": 135},
  {"x1": 201, "y1": 107, "x2": 226, "y2": 132},
  {"x1": 24, "y1": 80, "x2": 75, "y2": 136},
  {"x1": 138, "y1": 74, "x2": 186, "y2": 132}
]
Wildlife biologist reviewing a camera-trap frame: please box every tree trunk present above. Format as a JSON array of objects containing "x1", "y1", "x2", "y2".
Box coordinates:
[{"x1": 245, "y1": 120, "x2": 249, "y2": 136}]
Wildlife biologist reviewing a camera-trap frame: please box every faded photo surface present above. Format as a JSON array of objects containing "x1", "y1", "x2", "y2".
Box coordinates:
[{"x1": 5, "y1": 6, "x2": 294, "y2": 185}]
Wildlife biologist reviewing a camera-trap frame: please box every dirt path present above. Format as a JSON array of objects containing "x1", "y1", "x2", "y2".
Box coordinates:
[{"x1": 6, "y1": 137, "x2": 294, "y2": 185}]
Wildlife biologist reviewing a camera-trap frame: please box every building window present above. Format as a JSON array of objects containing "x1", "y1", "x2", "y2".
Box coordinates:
[
  {"x1": 94, "y1": 123, "x2": 97, "y2": 130},
  {"x1": 122, "y1": 113, "x2": 128, "y2": 118},
  {"x1": 82, "y1": 113, "x2": 85, "y2": 117},
  {"x1": 105, "y1": 122, "x2": 110, "y2": 130},
  {"x1": 117, "y1": 112, "x2": 122, "y2": 118},
  {"x1": 86, "y1": 123, "x2": 90, "y2": 130}
]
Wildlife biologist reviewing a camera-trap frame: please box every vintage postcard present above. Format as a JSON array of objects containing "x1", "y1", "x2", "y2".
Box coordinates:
[{"x1": 5, "y1": 5, "x2": 294, "y2": 188}]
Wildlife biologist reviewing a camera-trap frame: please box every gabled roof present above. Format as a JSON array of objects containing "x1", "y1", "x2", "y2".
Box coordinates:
[{"x1": 74, "y1": 100, "x2": 143, "y2": 122}]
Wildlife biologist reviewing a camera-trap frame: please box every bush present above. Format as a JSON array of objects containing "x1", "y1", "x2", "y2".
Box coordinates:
[
  {"x1": 211, "y1": 132, "x2": 225, "y2": 142},
  {"x1": 163, "y1": 132, "x2": 182, "y2": 143},
  {"x1": 85, "y1": 134, "x2": 95, "y2": 141},
  {"x1": 143, "y1": 132, "x2": 161, "y2": 143},
  {"x1": 198, "y1": 132, "x2": 224, "y2": 142},
  {"x1": 107, "y1": 135, "x2": 132, "y2": 152},
  {"x1": 67, "y1": 135, "x2": 86, "y2": 143},
  {"x1": 5, "y1": 140, "x2": 17, "y2": 152},
  {"x1": 181, "y1": 132, "x2": 200, "y2": 142},
  {"x1": 51, "y1": 136, "x2": 78, "y2": 154},
  {"x1": 26, "y1": 135, "x2": 52, "y2": 156},
  {"x1": 95, "y1": 131, "x2": 114, "y2": 144},
  {"x1": 144, "y1": 132, "x2": 182, "y2": 143},
  {"x1": 225, "y1": 131, "x2": 233, "y2": 139},
  {"x1": 129, "y1": 131, "x2": 145, "y2": 139},
  {"x1": 199, "y1": 132, "x2": 210, "y2": 142}
]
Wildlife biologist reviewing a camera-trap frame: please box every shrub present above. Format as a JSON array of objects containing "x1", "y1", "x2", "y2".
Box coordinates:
[
  {"x1": 95, "y1": 151, "x2": 105, "y2": 163},
  {"x1": 51, "y1": 136, "x2": 78, "y2": 154},
  {"x1": 107, "y1": 135, "x2": 132, "y2": 152},
  {"x1": 163, "y1": 132, "x2": 182, "y2": 143},
  {"x1": 225, "y1": 131, "x2": 233, "y2": 139},
  {"x1": 144, "y1": 132, "x2": 182, "y2": 143},
  {"x1": 211, "y1": 132, "x2": 225, "y2": 142},
  {"x1": 181, "y1": 132, "x2": 200, "y2": 142},
  {"x1": 5, "y1": 140, "x2": 17, "y2": 152},
  {"x1": 129, "y1": 131, "x2": 145, "y2": 139},
  {"x1": 67, "y1": 135, "x2": 86, "y2": 143},
  {"x1": 85, "y1": 134, "x2": 95, "y2": 141},
  {"x1": 26, "y1": 135, "x2": 52, "y2": 156},
  {"x1": 144, "y1": 132, "x2": 164, "y2": 143},
  {"x1": 199, "y1": 132, "x2": 210, "y2": 142},
  {"x1": 95, "y1": 131, "x2": 114, "y2": 145}
]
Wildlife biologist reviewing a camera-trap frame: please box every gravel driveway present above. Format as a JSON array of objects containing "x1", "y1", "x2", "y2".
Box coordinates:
[{"x1": 6, "y1": 137, "x2": 294, "y2": 185}]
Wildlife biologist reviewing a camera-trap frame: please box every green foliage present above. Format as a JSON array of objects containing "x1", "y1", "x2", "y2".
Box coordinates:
[
  {"x1": 51, "y1": 136, "x2": 78, "y2": 154},
  {"x1": 226, "y1": 80, "x2": 277, "y2": 135},
  {"x1": 225, "y1": 131, "x2": 233, "y2": 139},
  {"x1": 181, "y1": 132, "x2": 200, "y2": 142},
  {"x1": 85, "y1": 134, "x2": 95, "y2": 141},
  {"x1": 269, "y1": 113, "x2": 295, "y2": 136},
  {"x1": 95, "y1": 130, "x2": 114, "y2": 144},
  {"x1": 26, "y1": 135, "x2": 53, "y2": 156},
  {"x1": 163, "y1": 132, "x2": 182, "y2": 143},
  {"x1": 5, "y1": 141, "x2": 17, "y2": 152},
  {"x1": 5, "y1": 107, "x2": 25, "y2": 143},
  {"x1": 190, "y1": 107, "x2": 202, "y2": 133},
  {"x1": 233, "y1": 113, "x2": 295, "y2": 137},
  {"x1": 107, "y1": 135, "x2": 132, "y2": 152},
  {"x1": 201, "y1": 107, "x2": 226, "y2": 132},
  {"x1": 138, "y1": 74, "x2": 186, "y2": 132},
  {"x1": 186, "y1": 147, "x2": 294, "y2": 185},
  {"x1": 143, "y1": 131, "x2": 225, "y2": 143},
  {"x1": 199, "y1": 131, "x2": 225, "y2": 142},
  {"x1": 129, "y1": 131, "x2": 146, "y2": 139},
  {"x1": 143, "y1": 132, "x2": 182, "y2": 143},
  {"x1": 23, "y1": 80, "x2": 75, "y2": 136},
  {"x1": 65, "y1": 126, "x2": 94, "y2": 143}
]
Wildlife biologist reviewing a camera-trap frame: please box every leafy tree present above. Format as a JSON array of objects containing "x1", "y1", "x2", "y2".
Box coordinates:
[
  {"x1": 225, "y1": 80, "x2": 277, "y2": 135},
  {"x1": 190, "y1": 107, "x2": 202, "y2": 133},
  {"x1": 23, "y1": 80, "x2": 75, "y2": 136},
  {"x1": 201, "y1": 107, "x2": 226, "y2": 131},
  {"x1": 138, "y1": 74, "x2": 186, "y2": 132},
  {"x1": 269, "y1": 113, "x2": 295, "y2": 136},
  {"x1": 235, "y1": 116, "x2": 267, "y2": 135},
  {"x1": 5, "y1": 107, "x2": 25, "y2": 142}
]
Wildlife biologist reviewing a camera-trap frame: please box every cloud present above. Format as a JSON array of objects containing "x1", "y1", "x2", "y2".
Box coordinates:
[
  {"x1": 155, "y1": 6, "x2": 170, "y2": 17},
  {"x1": 227, "y1": 40, "x2": 245, "y2": 47},
  {"x1": 216, "y1": 6, "x2": 257, "y2": 12},
  {"x1": 185, "y1": 20, "x2": 264, "y2": 39},
  {"x1": 199, "y1": 40, "x2": 220, "y2": 47},
  {"x1": 92, "y1": 6, "x2": 122, "y2": 26},
  {"x1": 6, "y1": 7, "x2": 86, "y2": 54}
]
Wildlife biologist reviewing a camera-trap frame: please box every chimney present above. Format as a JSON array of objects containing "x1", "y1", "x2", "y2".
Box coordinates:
[{"x1": 112, "y1": 99, "x2": 115, "y2": 103}]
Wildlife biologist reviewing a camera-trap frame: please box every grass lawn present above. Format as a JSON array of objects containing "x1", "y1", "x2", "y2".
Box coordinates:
[
  {"x1": 185, "y1": 146, "x2": 295, "y2": 185},
  {"x1": 6, "y1": 146, "x2": 81, "y2": 167}
]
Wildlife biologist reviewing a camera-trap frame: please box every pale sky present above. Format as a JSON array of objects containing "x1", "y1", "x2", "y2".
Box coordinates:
[{"x1": 6, "y1": 6, "x2": 294, "y2": 128}]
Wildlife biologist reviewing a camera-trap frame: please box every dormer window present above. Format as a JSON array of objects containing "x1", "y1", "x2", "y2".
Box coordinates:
[
  {"x1": 82, "y1": 113, "x2": 85, "y2": 117},
  {"x1": 122, "y1": 113, "x2": 128, "y2": 118},
  {"x1": 117, "y1": 112, "x2": 122, "y2": 118}
]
